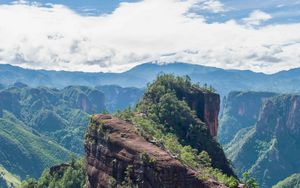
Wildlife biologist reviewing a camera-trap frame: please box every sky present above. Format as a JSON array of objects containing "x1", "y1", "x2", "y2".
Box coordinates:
[{"x1": 0, "y1": 0, "x2": 299, "y2": 73}]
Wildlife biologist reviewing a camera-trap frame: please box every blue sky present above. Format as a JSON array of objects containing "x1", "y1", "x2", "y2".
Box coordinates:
[
  {"x1": 0, "y1": 0, "x2": 139, "y2": 14},
  {"x1": 0, "y1": 0, "x2": 299, "y2": 73},
  {"x1": 1, "y1": 0, "x2": 299, "y2": 23}
]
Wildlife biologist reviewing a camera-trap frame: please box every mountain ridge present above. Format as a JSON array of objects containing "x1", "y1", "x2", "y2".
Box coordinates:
[{"x1": 2, "y1": 62, "x2": 300, "y2": 96}]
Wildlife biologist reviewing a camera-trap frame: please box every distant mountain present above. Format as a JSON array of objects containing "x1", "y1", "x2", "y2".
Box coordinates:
[
  {"x1": 225, "y1": 94, "x2": 300, "y2": 188},
  {"x1": 219, "y1": 91, "x2": 278, "y2": 144},
  {"x1": 2, "y1": 62, "x2": 300, "y2": 96},
  {"x1": 96, "y1": 85, "x2": 144, "y2": 112}
]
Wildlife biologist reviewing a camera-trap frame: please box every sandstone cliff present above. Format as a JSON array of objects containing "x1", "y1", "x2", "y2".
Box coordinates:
[
  {"x1": 85, "y1": 114, "x2": 228, "y2": 188},
  {"x1": 185, "y1": 88, "x2": 220, "y2": 138}
]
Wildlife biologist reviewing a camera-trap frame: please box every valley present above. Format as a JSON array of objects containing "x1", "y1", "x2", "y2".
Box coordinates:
[{"x1": 0, "y1": 63, "x2": 299, "y2": 188}]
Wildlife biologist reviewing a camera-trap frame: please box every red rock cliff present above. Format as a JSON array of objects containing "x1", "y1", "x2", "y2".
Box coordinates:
[
  {"x1": 84, "y1": 114, "x2": 228, "y2": 188},
  {"x1": 183, "y1": 88, "x2": 220, "y2": 138}
]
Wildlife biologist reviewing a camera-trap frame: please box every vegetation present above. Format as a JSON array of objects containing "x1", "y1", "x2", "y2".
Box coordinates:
[
  {"x1": 96, "y1": 85, "x2": 144, "y2": 112},
  {"x1": 0, "y1": 85, "x2": 107, "y2": 181},
  {"x1": 135, "y1": 74, "x2": 234, "y2": 175},
  {"x1": 19, "y1": 158, "x2": 86, "y2": 188},
  {"x1": 243, "y1": 172, "x2": 259, "y2": 188},
  {"x1": 0, "y1": 111, "x2": 71, "y2": 179},
  {"x1": 224, "y1": 94, "x2": 300, "y2": 188},
  {"x1": 219, "y1": 91, "x2": 277, "y2": 145},
  {"x1": 115, "y1": 74, "x2": 239, "y2": 187},
  {"x1": 273, "y1": 174, "x2": 300, "y2": 188},
  {"x1": 0, "y1": 166, "x2": 20, "y2": 188}
]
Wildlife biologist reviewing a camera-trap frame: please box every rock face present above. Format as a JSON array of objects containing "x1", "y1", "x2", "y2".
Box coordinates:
[
  {"x1": 177, "y1": 87, "x2": 220, "y2": 138},
  {"x1": 61, "y1": 86, "x2": 105, "y2": 113},
  {"x1": 219, "y1": 91, "x2": 277, "y2": 144},
  {"x1": 226, "y1": 94, "x2": 300, "y2": 188},
  {"x1": 96, "y1": 85, "x2": 144, "y2": 112},
  {"x1": 85, "y1": 114, "x2": 227, "y2": 188}
]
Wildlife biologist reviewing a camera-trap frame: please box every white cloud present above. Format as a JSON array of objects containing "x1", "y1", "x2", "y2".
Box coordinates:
[
  {"x1": 242, "y1": 10, "x2": 272, "y2": 26},
  {"x1": 191, "y1": 0, "x2": 226, "y2": 13},
  {"x1": 0, "y1": 0, "x2": 299, "y2": 73}
]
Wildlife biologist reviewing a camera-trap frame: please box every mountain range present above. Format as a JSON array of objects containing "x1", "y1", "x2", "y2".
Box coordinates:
[
  {"x1": 1, "y1": 62, "x2": 300, "y2": 188},
  {"x1": 1, "y1": 62, "x2": 300, "y2": 97}
]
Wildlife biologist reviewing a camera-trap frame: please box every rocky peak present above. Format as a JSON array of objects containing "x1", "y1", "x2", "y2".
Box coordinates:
[{"x1": 84, "y1": 114, "x2": 228, "y2": 188}]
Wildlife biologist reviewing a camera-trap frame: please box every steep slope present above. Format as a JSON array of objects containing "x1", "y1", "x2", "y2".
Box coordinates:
[
  {"x1": 0, "y1": 85, "x2": 105, "y2": 154},
  {"x1": 85, "y1": 114, "x2": 229, "y2": 188},
  {"x1": 0, "y1": 85, "x2": 106, "y2": 181},
  {"x1": 0, "y1": 111, "x2": 71, "y2": 179},
  {"x1": 226, "y1": 95, "x2": 300, "y2": 188},
  {"x1": 219, "y1": 91, "x2": 278, "y2": 144},
  {"x1": 136, "y1": 75, "x2": 234, "y2": 175},
  {"x1": 96, "y1": 85, "x2": 144, "y2": 112},
  {"x1": 2, "y1": 62, "x2": 300, "y2": 95},
  {"x1": 0, "y1": 166, "x2": 20, "y2": 188},
  {"x1": 84, "y1": 75, "x2": 240, "y2": 188},
  {"x1": 273, "y1": 174, "x2": 300, "y2": 188}
]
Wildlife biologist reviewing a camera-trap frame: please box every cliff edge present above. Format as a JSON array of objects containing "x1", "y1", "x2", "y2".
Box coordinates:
[{"x1": 85, "y1": 114, "x2": 228, "y2": 188}]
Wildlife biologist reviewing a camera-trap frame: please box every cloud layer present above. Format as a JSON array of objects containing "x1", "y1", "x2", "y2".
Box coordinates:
[{"x1": 0, "y1": 0, "x2": 299, "y2": 73}]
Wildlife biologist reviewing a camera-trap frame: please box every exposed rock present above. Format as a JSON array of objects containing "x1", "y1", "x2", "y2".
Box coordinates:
[
  {"x1": 61, "y1": 86, "x2": 106, "y2": 114},
  {"x1": 175, "y1": 87, "x2": 220, "y2": 138},
  {"x1": 219, "y1": 91, "x2": 277, "y2": 144},
  {"x1": 192, "y1": 90, "x2": 220, "y2": 138},
  {"x1": 226, "y1": 94, "x2": 300, "y2": 188},
  {"x1": 85, "y1": 114, "x2": 228, "y2": 188},
  {"x1": 49, "y1": 163, "x2": 70, "y2": 175}
]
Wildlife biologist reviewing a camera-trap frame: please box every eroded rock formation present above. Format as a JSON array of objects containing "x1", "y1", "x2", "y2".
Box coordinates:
[{"x1": 85, "y1": 114, "x2": 228, "y2": 188}]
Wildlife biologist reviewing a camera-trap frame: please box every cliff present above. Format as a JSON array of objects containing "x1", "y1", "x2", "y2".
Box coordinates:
[
  {"x1": 226, "y1": 94, "x2": 300, "y2": 188},
  {"x1": 96, "y1": 85, "x2": 144, "y2": 112},
  {"x1": 185, "y1": 88, "x2": 220, "y2": 138},
  {"x1": 85, "y1": 114, "x2": 228, "y2": 188},
  {"x1": 137, "y1": 75, "x2": 235, "y2": 176},
  {"x1": 219, "y1": 91, "x2": 277, "y2": 144}
]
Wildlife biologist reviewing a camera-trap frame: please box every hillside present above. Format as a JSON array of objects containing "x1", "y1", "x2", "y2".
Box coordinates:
[
  {"x1": 0, "y1": 111, "x2": 71, "y2": 180},
  {"x1": 0, "y1": 84, "x2": 107, "y2": 182},
  {"x1": 0, "y1": 85, "x2": 105, "y2": 154},
  {"x1": 85, "y1": 115, "x2": 232, "y2": 188},
  {"x1": 219, "y1": 91, "x2": 278, "y2": 144},
  {"x1": 84, "y1": 75, "x2": 241, "y2": 188},
  {"x1": 2, "y1": 62, "x2": 300, "y2": 96},
  {"x1": 0, "y1": 166, "x2": 20, "y2": 188},
  {"x1": 273, "y1": 174, "x2": 300, "y2": 188},
  {"x1": 225, "y1": 95, "x2": 300, "y2": 188}
]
